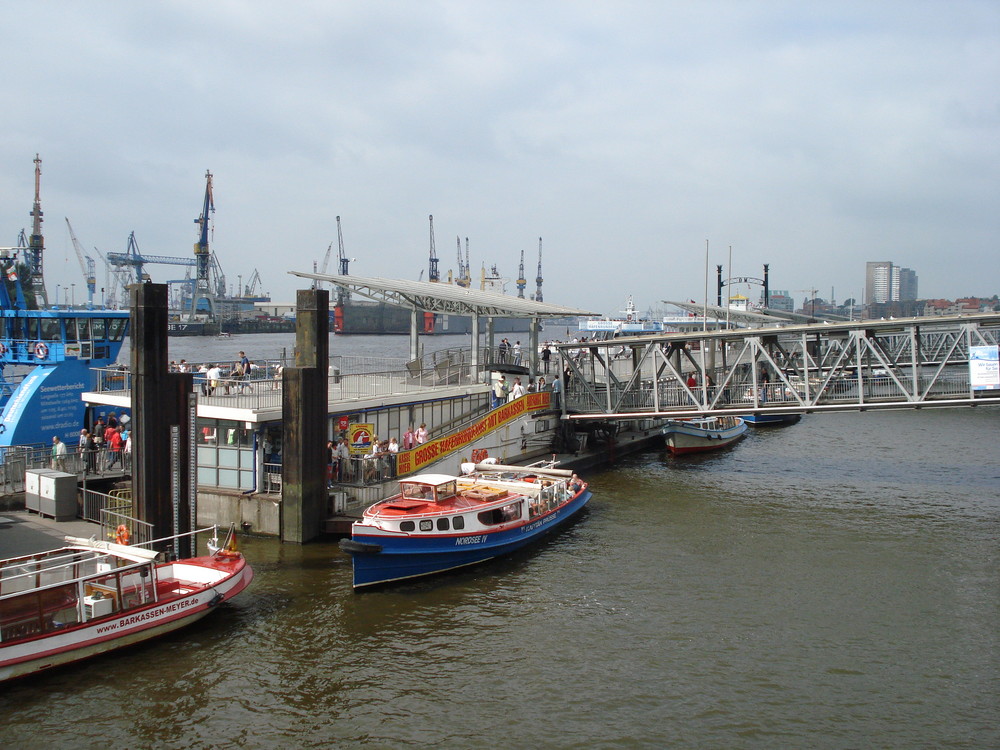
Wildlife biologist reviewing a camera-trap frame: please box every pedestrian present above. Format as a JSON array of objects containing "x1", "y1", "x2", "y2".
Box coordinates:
[
  {"x1": 415, "y1": 423, "x2": 429, "y2": 444},
  {"x1": 106, "y1": 426, "x2": 123, "y2": 470},
  {"x1": 336, "y1": 436, "x2": 351, "y2": 480},
  {"x1": 510, "y1": 377, "x2": 524, "y2": 401},
  {"x1": 686, "y1": 373, "x2": 697, "y2": 389},
  {"x1": 403, "y1": 425, "x2": 415, "y2": 450},
  {"x1": 123, "y1": 427, "x2": 132, "y2": 471},
  {"x1": 541, "y1": 344, "x2": 551, "y2": 374},
  {"x1": 551, "y1": 375, "x2": 563, "y2": 410},
  {"x1": 513, "y1": 340, "x2": 522, "y2": 365},
  {"x1": 327, "y1": 440, "x2": 335, "y2": 488},
  {"x1": 492, "y1": 375, "x2": 507, "y2": 408},
  {"x1": 207, "y1": 363, "x2": 221, "y2": 395},
  {"x1": 51, "y1": 436, "x2": 67, "y2": 471},
  {"x1": 84, "y1": 430, "x2": 97, "y2": 474},
  {"x1": 236, "y1": 351, "x2": 253, "y2": 393}
]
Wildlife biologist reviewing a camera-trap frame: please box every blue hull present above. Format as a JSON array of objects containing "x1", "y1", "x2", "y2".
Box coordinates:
[
  {"x1": 347, "y1": 489, "x2": 592, "y2": 588},
  {"x1": 741, "y1": 413, "x2": 802, "y2": 426}
]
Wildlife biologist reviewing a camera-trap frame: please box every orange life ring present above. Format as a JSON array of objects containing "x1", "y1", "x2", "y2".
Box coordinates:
[
  {"x1": 34, "y1": 342, "x2": 49, "y2": 359},
  {"x1": 115, "y1": 524, "x2": 130, "y2": 545}
]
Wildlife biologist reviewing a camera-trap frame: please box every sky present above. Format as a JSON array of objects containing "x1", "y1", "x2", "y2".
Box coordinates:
[{"x1": 2, "y1": 1, "x2": 998, "y2": 315}]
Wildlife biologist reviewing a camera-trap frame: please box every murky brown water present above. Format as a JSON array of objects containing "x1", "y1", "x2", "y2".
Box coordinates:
[{"x1": 2, "y1": 407, "x2": 997, "y2": 748}]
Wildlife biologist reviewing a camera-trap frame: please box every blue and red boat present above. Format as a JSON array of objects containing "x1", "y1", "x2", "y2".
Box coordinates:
[{"x1": 339, "y1": 462, "x2": 591, "y2": 588}]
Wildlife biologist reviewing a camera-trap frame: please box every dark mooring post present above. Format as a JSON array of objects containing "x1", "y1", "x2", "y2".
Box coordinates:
[
  {"x1": 130, "y1": 283, "x2": 195, "y2": 557},
  {"x1": 281, "y1": 289, "x2": 329, "y2": 544}
]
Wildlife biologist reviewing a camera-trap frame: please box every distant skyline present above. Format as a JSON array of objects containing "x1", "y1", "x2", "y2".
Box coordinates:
[{"x1": 2, "y1": 2, "x2": 998, "y2": 315}]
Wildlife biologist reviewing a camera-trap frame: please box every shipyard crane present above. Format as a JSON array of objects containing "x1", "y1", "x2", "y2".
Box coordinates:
[
  {"x1": 106, "y1": 232, "x2": 197, "y2": 308},
  {"x1": 189, "y1": 170, "x2": 217, "y2": 321},
  {"x1": 454, "y1": 236, "x2": 470, "y2": 287},
  {"x1": 516, "y1": 249, "x2": 527, "y2": 298},
  {"x1": 534, "y1": 237, "x2": 543, "y2": 302},
  {"x1": 25, "y1": 155, "x2": 49, "y2": 307},
  {"x1": 65, "y1": 218, "x2": 97, "y2": 308},
  {"x1": 427, "y1": 214, "x2": 440, "y2": 282},
  {"x1": 318, "y1": 241, "x2": 333, "y2": 288},
  {"x1": 335, "y1": 216, "x2": 353, "y2": 306}
]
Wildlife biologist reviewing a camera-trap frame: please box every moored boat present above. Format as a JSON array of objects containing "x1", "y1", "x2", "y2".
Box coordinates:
[
  {"x1": 741, "y1": 413, "x2": 802, "y2": 427},
  {"x1": 662, "y1": 416, "x2": 748, "y2": 455},
  {"x1": 0, "y1": 526, "x2": 253, "y2": 682},
  {"x1": 339, "y1": 462, "x2": 591, "y2": 588}
]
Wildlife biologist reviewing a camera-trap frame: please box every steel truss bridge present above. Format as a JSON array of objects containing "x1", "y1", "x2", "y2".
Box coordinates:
[{"x1": 556, "y1": 313, "x2": 1000, "y2": 420}]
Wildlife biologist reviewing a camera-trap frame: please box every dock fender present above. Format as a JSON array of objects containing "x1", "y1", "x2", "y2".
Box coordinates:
[{"x1": 339, "y1": 538, "x2": 383, "y2": 555}]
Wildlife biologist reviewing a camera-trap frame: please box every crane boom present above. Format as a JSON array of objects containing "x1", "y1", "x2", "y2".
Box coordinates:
[
  {"x1": 427, "y1": 214, "x2": 439, "y2": 282},
  {"x1": 65, "y1": 218, "x2": 97, "y2": 307}
]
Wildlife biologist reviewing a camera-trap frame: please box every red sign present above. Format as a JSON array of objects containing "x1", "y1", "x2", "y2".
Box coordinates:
[{"x1": 337, "y1": 415, "x2": 349, "y2": 431}]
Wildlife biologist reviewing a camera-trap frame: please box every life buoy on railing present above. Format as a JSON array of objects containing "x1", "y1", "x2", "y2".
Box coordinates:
[
  {"x1": 34, "y1": 342, "x2": 49, "y2": 360},
  {"x1": 115, "y1": 524, "x2": 130, "y2": 545},
  {"x1": 0, "y1": 342, "x2": 6, "y2": 355}
]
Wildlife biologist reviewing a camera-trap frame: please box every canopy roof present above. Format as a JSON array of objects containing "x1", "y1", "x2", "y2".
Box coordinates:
[{"x1": 290, "y1": 272, "x2": 595, "y2": 319}]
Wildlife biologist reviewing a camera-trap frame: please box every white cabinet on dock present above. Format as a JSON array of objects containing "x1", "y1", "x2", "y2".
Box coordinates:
[{"x1": 25, "y1": 469, "x2": 77, "y2": 521}]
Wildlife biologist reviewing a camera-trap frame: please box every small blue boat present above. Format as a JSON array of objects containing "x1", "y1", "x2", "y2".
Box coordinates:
[
  {"x1": 741, "y1": 413, "x2": 802, "y2": 427},
  {"x1": 339, "y1": 462, "x2": 591, "y2": 588}
]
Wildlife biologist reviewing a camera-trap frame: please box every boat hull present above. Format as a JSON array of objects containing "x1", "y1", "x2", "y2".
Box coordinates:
[
  {"x1": 663, "y1": 419, "x2": 747, "y2": 455},
  {"x1": 0, "y1": 556, "x2": 252, "y2": 683},
  {"x1": 346, "y1": 489, "x2": 592, "y2": 588}
]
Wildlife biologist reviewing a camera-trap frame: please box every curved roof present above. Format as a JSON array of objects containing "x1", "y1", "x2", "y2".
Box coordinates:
[{"x1": 289, "y1": 271, "x2": 595, "y2": 318}]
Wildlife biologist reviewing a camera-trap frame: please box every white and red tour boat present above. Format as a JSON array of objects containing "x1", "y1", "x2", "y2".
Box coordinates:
[
  {"x1": 0, "y1": 526, "x2": 253, "y2": 682},
  {"x1": 662, "y1": 416, "x2": 748, "y2": 454},
  {"x1": 339, "y1": 461, "x2": 591, "y2": 589}
]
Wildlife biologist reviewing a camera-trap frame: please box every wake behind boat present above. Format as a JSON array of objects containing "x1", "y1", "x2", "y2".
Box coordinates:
[
  {"x1": 662, "y1": 416, "x2": 748, "y2": 455},
  {"x1": 0, "y1": 526, "x2": 253, "y2": 683},
  {"x1": 339, "y1": 461, "x2": 591, "y2": 589}
]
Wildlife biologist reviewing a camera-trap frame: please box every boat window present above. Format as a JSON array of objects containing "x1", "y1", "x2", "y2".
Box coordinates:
[
  {"x1": 107, "y1": 318, "x2": 127, "y2": 342},
  {"x1": 399, "y1": 521, "x2": 415, "y2": 532},
  {"x1": 452, "y1": 515, "x2": 465, "y2": 530},
  {"x1": 401, "y1": 484, "x2": 433, "y2": 501},
  {"x1": 436, "y1": 518, "x2": 449, "y2": 531},
  {"x1": 40, "y1": 318, "x2": 61, "y2": 341},
  {"x1": 63, "y1": 317, "x2": 78, "y2": 342},
  {"x1": 434, "y1": 480, "x2": 457, "y2": 500},
  {"x1": 477, "y1": 501, "x2": 523, "y2": 526},
  {"x1": 8, "y1": 317, "x2": 21, "y2": 340},
  {"x1": 419, "y1": 519, "x2": 433, "y2": 532},
  {"x1": 76, "y1": 318, "x2": 91, "y2": 341},
  {"x1": 24, "y1": 318, "x2": 38, "y2": 341},
  {"x1": 91, "y1": 317, "x2": 106, "y2": 340}
]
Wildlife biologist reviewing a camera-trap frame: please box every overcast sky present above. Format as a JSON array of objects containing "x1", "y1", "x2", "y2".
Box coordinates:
[{"x1": 2, "y1": 1, "x2": 998, "y2": 315}]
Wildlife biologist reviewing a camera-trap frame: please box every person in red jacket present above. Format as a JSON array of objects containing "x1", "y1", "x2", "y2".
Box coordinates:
[{"x1": 106, "y1": 426, "x2": 124, "y2": 470}]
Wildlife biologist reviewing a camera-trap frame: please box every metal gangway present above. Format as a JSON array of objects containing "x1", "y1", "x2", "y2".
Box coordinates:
[{"x1": 556, "y1": 312, "x2": 1000, "y2": 420}]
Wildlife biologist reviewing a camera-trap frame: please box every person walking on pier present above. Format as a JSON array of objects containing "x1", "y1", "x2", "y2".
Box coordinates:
[
  {"x1": 415, "y1": 423, "x2": 429, "y2": 445},
  {"x1": 51, "y1": 436, "x2": 67, "y2": 471},
  {"x1": 493, "y1": 376, "x2": 508, "y2": 408},
  {"x1": 403, "y1": 425, "x2": 415, "y2": 451},
  {"x1": 551, "y1": 375, "x2": 562, "y2": 410},
  {"x1": 510, "y1": 377, "x2": 524, "y2": 401},
  {"x1": 237, "y1": 351, "x2": 253, "y2": 393},
  {"x1": 541, "y1": 344, "x2": 551, "y2": 374}
]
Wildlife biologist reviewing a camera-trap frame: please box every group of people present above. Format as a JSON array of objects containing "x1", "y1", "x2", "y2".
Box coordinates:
[
  {"x1": 196, "y1": 352, "x2": 255, "y2": 396},
  {"x1": 325, "y1": 423, "x2": 430, "y2": 487},
  {"x1": 55, "y1": 411, "x2": 133, "y2": 475}
]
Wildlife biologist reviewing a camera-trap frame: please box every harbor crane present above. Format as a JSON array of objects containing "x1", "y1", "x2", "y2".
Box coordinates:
[
  {"x1": 106, "y1": 232, "x2": 197, "y2": 308},
  {"x1": 454, "y1": 236, "x2": 471, "y2": 288},
  {"x1": 516, "y1": 249, "x2": 527, "y2": 298},
  {"x1": 427, "y1": 214, "x2": 439, "y2": 282},
  {"x1": 26, "y1": 155, "x2": 49, "y2": 307},
  {"x1": 189, "y1": 170, "x2": 217, "y2": 321},
  {"x1": 64, "y1": 218, "x2": 97, "y2": 308},
  {"x1": 534, "y1": 237, "x2": 543, "y2": 302},
  {"x1": 335, "y1": 216, "x2": 353, "y2": 306}
]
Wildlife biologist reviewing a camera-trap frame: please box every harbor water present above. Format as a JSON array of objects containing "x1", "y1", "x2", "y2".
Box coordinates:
[{"x1": 2, "y1": 333, "x2": 997, "y2": 748}]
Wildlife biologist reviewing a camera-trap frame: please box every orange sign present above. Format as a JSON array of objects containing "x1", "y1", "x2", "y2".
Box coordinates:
[
  {"x1": 396, "y1": 392, "x2": 550, "y2": 475},
  {"x1": 349, "y1": 423, "x2": 375, "y2": 455}
]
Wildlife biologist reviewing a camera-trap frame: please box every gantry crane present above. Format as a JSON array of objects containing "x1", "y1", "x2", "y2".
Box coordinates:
[
  {"x1": 105, "y1": 232, "x2": 197, "y2": 308},
  {"x1": 65, "y1": 218, "x2": 97, "y2": 308},
  {"x1": 189, "y1": 170, "x2": 217, "y2": 321}
]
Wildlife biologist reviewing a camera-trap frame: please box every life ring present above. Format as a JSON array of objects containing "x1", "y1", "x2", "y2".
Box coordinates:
[
  {"x1": 115, "y1": 524, "x2": 130, "y2": 545},
  {"x1": 34, "y1": 342, "x2": 49, "y2": 360},
  {"x1": 0, "y1": 342, "x2": 6, "y2": 355}
]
